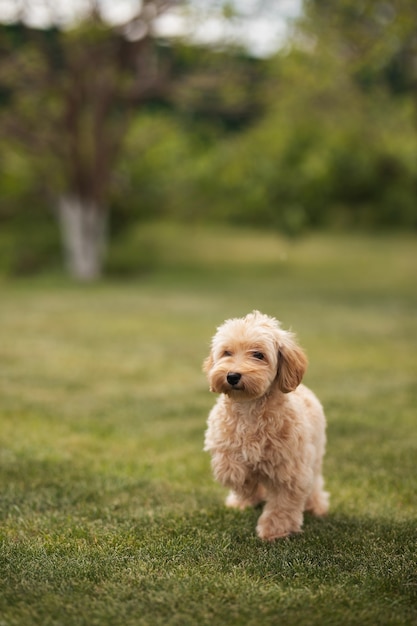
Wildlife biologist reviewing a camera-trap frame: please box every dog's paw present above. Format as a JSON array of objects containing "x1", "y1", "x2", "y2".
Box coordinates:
[
  {"x1": 256, "y1": 512, "x2": 302, "y2": 541},
  {"x1": 225, "y1": 486, "x2": 266, "y2": 510},
  {"x1": 305, "y1": 489, "x2": 330, "y2": 517},
  {"x1": 225, "y1": 492, "x2": 249, "y2": 510}
]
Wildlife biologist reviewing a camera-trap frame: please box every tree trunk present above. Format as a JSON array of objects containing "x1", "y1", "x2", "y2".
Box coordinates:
[{"x1": 58, "y1": 195, "x2": 107, "y2": 281}]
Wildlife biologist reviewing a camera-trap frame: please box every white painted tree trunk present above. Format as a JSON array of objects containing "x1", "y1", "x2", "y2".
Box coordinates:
[{"x1": 58, "y1": 195, "x2": 107, "y2": 281}]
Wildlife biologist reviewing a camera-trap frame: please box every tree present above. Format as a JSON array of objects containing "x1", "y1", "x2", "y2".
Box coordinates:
[
  {"x1": 300, "y1": 1, "x2": 417, "y2": 118},
  {"x1": 0, "y1": 0, "x2": 177, "y2": 280},
  {"x1": 296, "y1": 0, "x2": 417, "y2": 227}
]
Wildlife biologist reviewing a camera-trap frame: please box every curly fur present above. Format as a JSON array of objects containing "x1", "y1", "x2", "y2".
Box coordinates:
[{"x1": 203, "y1": 311, "x2": 329, "y2": 541}]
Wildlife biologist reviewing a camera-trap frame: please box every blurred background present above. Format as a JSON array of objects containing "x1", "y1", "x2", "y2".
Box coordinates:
[
  {"x1": 1, "y1": 8, "x2": 416, "y2": 620},
  {"x1": 0, "y1": 0, "x2": 416, "y2": 280}
]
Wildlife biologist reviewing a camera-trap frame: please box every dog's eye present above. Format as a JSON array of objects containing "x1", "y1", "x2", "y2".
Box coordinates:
[
  {"x1": 252, "y1": 351, "x2": 265, "y2": 360},
  {"x1": 223, "y1": 350, "x2": 232, "y2": 357}
]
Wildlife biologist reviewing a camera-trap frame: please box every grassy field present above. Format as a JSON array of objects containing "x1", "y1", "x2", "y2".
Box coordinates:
[{"x1": 0, "y1": 227, "x2": 416, "y2": 625}]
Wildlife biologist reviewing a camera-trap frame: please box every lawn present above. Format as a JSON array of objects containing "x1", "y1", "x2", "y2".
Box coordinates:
[{"x1": 0, "y1": 227, "x2": 416, "y2": 625}]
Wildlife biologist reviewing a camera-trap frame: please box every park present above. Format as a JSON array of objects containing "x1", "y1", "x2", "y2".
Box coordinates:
[{"x1": 0, "y1": 1, "x2": 416, "y2": 624}]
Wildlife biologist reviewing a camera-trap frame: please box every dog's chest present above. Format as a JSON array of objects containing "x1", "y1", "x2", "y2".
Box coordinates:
[{"x1": 227, "y1": 413, "x2": 278, "y2": 468}]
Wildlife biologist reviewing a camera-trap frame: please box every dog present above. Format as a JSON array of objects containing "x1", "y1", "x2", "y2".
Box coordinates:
[{"x1": 203, "y1": 311, "x2": 329, "y2": 541}]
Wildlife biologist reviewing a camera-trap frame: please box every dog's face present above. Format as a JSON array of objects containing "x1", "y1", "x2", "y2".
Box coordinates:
[{"x1": 204, "y1": 311, "x2": 307, "y2": 399}]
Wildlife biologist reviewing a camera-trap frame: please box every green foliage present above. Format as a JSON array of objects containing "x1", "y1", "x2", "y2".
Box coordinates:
[
  {"x1": 0, "y1": 232, "x2": 416, "y2": 625},
  {"x1": 112, "y1": 113, "x2": 203, "y2": 225},
  {"x1": 171, "y1": 44, "x2": 417, "y2": 233},
  {"x1": 169, "y1": 42, "x2": 266, "y2": 132},
  {"x1": 0, "y1": 141, "x2": 61, "y2": 275},
  {"x1": 109, "y1": 8, "x2": 417, "y2": 241}
]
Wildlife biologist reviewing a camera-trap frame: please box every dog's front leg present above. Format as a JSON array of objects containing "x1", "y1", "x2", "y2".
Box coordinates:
[
  {"x1": 211, "y1": 451, "x2": 264, "y2": 509},
  {"x1": 211, "y1": 451, "x2": 249, "y2": 491},
  {"x1": 225, "y1": 483, "x2": 266, "y2": 510},
  {"x1": 256, "y1": 485, "x2": 305, "y2": 541}
]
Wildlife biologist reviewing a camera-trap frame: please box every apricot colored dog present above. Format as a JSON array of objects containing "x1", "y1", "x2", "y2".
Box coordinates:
[{"x1": 204, "y1": 311, "x2": 329, "y2": 540}]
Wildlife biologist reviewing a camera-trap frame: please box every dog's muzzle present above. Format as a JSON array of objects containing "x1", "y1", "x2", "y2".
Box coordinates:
[{"x1": 227, "y1": 372, "x2": 242, "y2": 386}]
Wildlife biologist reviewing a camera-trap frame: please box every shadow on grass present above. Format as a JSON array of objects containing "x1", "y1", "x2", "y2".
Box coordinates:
[
  {"x1": 1, "y1": 455, "x2": 416, "y2": 625},
  {"x1": 131, "y1": 507, "x2": 416, "y2": 624}
]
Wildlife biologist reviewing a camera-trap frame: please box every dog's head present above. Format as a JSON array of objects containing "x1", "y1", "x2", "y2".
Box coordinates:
[{"x1": 203, "y1": 311, "x2": 307, "y2": 399}]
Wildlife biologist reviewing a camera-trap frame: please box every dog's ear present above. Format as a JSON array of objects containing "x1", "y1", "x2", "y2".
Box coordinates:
[
  {"x1": 203, "y1": 353, "x2": 214, "y2": 374},
  {"x1": 276, "y1": 332, "x2": 308, "y2": 393}
]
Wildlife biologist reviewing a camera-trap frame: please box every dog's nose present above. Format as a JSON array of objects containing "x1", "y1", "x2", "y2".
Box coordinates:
[{"x1": 227, "y1": 372, "x2": 242, "y2": 386}]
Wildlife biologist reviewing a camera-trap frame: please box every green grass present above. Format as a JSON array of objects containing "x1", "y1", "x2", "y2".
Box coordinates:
[{"x1": 1, "y1": 227, "x2": 416, "y2": 625}]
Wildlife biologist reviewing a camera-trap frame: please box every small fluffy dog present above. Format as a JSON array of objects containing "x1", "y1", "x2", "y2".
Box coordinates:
[{"x1": 203, "y1": 311, "x2": 329, "y2": 541}]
